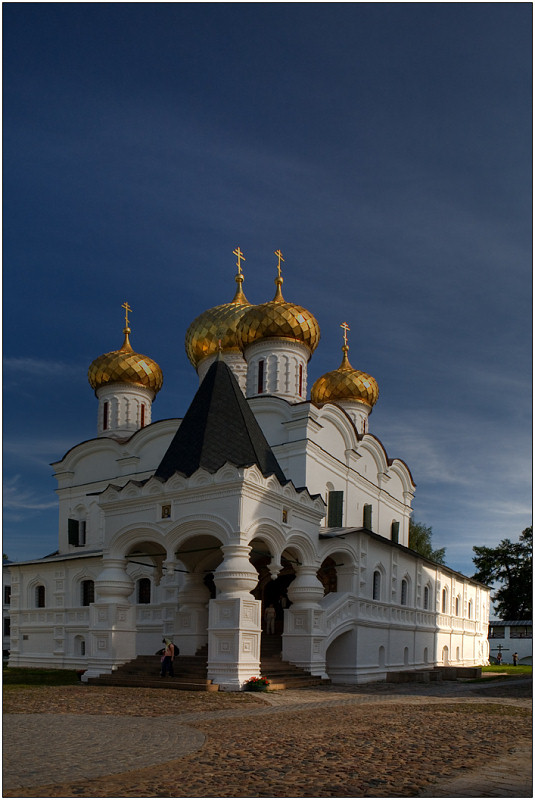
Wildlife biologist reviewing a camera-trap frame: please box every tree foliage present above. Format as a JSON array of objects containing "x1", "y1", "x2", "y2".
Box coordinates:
[
  {"x1": 408, "y1": 519, "x2": 446, "y2": 564},
  {"x1": 472, "y1": 527, "x2": 532, "y2": 620}
]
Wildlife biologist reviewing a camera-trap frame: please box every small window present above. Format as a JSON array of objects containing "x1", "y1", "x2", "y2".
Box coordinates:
[
  {"x1": 140, "y1": 404, "x2": 146, "y2": 428},
  {"x1": 35, "y1": 585, "x2": 45, "y2": 608},
  {"x1": 401, "y1": 579, "x2": 408, "y2": 606},
  {"x1": 455, "y1": 595, "x2": 460, "y2": 616},
  {"x1": 423, "y1": 585, "x2": 430, "y2": 610},
  {"x1": 442, "y1": 587, "x2": 448, "y2": 613},
  {"x1": 372, "y1": 570, "x2": 381, "y2": 601},
  {"x1": 298, "y1": 364, "x2": 303, "y2": 397},
  {"x1": 137, "y1": 577, "x2": 151, "y2": 604},
  {"x1": 363, "y1": 504, "x2": 372, "y2": 530},
  {"x1": 391, "y1": 521, "x2": 399, "y2": 544},
  {"x1": 257, "y1": 359, "x2": 265, "y2": 394},
  {"x1": 4, "y1": 586, "x2": 11, "y2": 605},
  {"x1": 327, "y1": 491, "x2": 344, "y2": 527},
  {"x1": 4, "y1": 617, "x2": 10, "y2": 637},
  {"x1": 68, "y1": 519, "x2": 86, "y2": 547},
  {"x1": 103, "y1": 401, "x2": 109, "y2": 431},
  {"x1": 468, "y1": 600, "x2": 473, "y2": 619},
  {"x1": 81, "y1": 580, "x2": 94, "y2": 606}
]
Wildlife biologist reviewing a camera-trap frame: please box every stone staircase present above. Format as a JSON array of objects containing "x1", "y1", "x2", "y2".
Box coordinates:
[{"x1": 87, "y1": 636, "x2": 328, "y2": 692}]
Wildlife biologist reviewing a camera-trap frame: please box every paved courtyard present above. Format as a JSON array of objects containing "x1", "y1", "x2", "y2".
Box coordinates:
[{"x1": 3, "y1": 676, "x2": 532, "y2": 797}]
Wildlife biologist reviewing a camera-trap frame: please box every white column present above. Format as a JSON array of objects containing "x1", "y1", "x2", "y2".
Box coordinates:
[
  {"x1": 176, "y1": 571, "x2": 210, "y2": 656},
  {"x1": 83, "y1": 559, "x2": 136, "y2": 680},
  {"x1": 283, "y1": 565, "x2": 328, "y2": 677},
  {"x1": 208, "y1": 543, "x2": 261, "y2": 690}
]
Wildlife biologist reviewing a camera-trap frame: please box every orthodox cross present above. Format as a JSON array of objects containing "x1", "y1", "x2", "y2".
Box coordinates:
[
  {"x1": 233, "y1": 246, "x2": 245, "y2": 276},
  {"x1": 122, "y1": 301, "x2": 132, "y2": 328},
  {"x1": 274, "y1": 249, "x2": 285, "y2": 278},
  {"x1": 341, "y1": 321, "x2": 350, "y2": 347},
  {"x1": 490, "y1": 644, "x2": 509, "y2": 653}
]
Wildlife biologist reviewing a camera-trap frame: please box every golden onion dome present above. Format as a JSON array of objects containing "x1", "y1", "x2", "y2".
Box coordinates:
[
  {"x1": 311, "y1": 345, "x2": 379, "y2": 408},
  {"x1": 236, "y1": 275, "x2": 320, "y2": 356},
  {"x1": 88, "y1": 326, "x2": 163, "y2": 395},
  {"x1": 184, "y1": 272, "x2": 251, "y2": 368}
]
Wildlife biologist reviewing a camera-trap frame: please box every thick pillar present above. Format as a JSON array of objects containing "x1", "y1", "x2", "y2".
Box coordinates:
[
  {"x1": 283, "y1": 565, "x2": 328, "y2": 677},
  {"x1": 208, "y1": 543, "x2": 261, "y2": 691},
  {"x1": 176, "y1": 571, "x2": 210, "y2": 655},
  {"x1": 83, "y1": 559, "x2": 136, "y2": 680}
]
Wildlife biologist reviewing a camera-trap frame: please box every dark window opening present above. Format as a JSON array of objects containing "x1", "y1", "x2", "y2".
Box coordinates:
[
  {"x1": 298, "y1": 364, "x2": 303, "y2": 397},
  {"x1": 103, "y1": 401, "x2": 109, "y2": 430},
  {"x1": 140, "y1": 404, "x2": 146, "y2": 427},
  {"x1": 391, "y1": 521, "x2": 399, "y2": 543},
  {"x1": 137, "y1": 577, "x2": 151, "y2": 604},
  {"x1": 4, "y1": 586, "x2": 11, "y2": 605},
  {"x1": 373, "y1": 570, "x2": 381, "y2": 601},
  {"x1": 81, "y1": 580, "x2": 95, "y2": 606},
  {"x1": 257, "y1": 360, "x2": 265, "y2": 394},
  {"x1": 363, "y1": 504, "x2": 372, "y2": 530},
  {"x1": 36, "y1": 585, "x2": 45, "y2": 608}
]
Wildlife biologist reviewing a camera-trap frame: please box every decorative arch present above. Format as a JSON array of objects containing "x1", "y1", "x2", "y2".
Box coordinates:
[
  {"x1": 108, "y1": 525, "x2": 168, "y2": 560},
  {"x1": 372, "y1": 563, "x2": 385, "y2": 601}
]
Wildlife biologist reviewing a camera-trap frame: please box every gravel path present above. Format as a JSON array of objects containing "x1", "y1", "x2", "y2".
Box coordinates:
[{"x1": 3, "y1": 678, "x2": 532, "y2": 797}]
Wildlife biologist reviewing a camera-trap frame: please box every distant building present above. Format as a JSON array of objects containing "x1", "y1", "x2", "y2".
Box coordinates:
[
  {"x1": 8, "y1": 256, "x2": 490, "y2": 688},
  {"x1": 3, "y1": 562, "x2": 12, "y2": 659},
  {"x1": 488, "y1": 620, "x2": 532, "y2": 664}
]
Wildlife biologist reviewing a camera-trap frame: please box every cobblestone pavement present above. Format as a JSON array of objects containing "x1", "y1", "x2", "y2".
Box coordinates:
[{"x1": 3, "y1": 677, "x2": 532, "y2": 797}]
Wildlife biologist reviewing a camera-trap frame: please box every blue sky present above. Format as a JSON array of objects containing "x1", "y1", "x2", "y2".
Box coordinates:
[{"x1": 3, "y1": 3, "x2": 532, "y2": 576}]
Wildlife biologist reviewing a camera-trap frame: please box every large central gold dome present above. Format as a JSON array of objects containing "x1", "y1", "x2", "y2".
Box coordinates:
[
  {"x1": 311, "y1": 346, "x2": 379, "y2": 408},
  {"x1": 88, "y1": 328, "x2": 163, "y2": 395},
  {"x1": 185, "y1": 274, "x2": 251, "y2": 367},
  {"x1": 236, "y1": 276, "x2": 320, "y2": 356}
]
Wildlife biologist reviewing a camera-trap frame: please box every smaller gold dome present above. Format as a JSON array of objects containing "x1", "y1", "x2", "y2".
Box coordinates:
[
  {"x1": 185, "y1": 274, "x2": 251, "y2": 368},
  {"x1": 311, "y1": 346, "x2": 379, "y2": 408},
  {"x1": 236, "y1": 276, "x2": 320, "y2": 355},
  {"x1": 88, "y1": 328, "x2": 163, "y2": 395}
]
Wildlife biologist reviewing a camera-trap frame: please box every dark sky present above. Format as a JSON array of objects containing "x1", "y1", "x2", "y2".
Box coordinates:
[{"x1": 3, "y1": 3, "x2": 532, "y2": 574}]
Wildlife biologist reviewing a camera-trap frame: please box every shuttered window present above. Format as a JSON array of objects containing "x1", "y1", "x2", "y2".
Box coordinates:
[
  {"x1": 327, "y1": 491, "x2": 344, "y2": 527},
  {"x1": 391, "y1": 521, "x2": 399, "y2": 543},
  {"x1": 363, "y1": 504, "x2": 372, "y2": 530}
]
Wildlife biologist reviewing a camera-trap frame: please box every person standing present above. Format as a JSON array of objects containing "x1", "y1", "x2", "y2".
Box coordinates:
[
  {"x1": 264, "y1": 604, "x2": 276, "y2": 635},
  {"x1": 161, "y1": 638, "x2": 175, "y2": 677},
  {"x1": 512, "y1": 651, "x2": 519, "y2": 666},
  {"x1": 496, "y1": 651, "x2": 502, "y2": 666}
]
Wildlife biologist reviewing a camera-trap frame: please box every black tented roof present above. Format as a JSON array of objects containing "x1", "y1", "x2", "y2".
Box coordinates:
[{"x1": 155, "y1": 358, "x2": 286, "y2": 484}]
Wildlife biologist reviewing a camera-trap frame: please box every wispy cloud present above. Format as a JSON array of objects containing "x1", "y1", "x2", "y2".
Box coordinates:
[
  {"x1": 3, "y1": 357, "x2": 74, "y2": 377},
  {"x1": 3, "y1": 475, "x2": 58, "y2": 513}
]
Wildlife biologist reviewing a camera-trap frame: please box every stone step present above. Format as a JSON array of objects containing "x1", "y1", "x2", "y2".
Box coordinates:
[{"x1": 88, "y1": 675, "x2": 220, "y2": 691}]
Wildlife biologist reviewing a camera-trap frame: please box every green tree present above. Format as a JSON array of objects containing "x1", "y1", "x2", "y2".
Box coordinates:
[
  {"x1": 408, "y1": 519, "x2": 446, "y2": 564},
  {"x1": 472, "y1": 527, "x2": 532, "y2": 620}
]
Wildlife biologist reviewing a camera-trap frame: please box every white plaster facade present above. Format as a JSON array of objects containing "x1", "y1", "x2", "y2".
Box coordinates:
[{"x1": 8, "y1": 280, "x2": 490, "y2": 688}]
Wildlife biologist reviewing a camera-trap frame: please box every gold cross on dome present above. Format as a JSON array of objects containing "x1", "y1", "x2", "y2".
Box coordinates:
[
  {"x1": 233, "y1": 246, "x2": 245, "y2": 276},
  {"x1": 274, "y1": 249, "x2": 285, "y2": 278},
  {"x1": 122, "y1": 301, "x2": 133, "y2": 328},
  {"x1": 340, "y1": 321, "x2": 350, "y2": 347}
]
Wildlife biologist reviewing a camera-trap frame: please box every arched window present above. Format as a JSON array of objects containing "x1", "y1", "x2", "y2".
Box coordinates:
[
  {"x1": 257, "y1": 359, "x2": 265, "y2": 394},
  {"x1": 372, "y1": 570, "x2": 381, "y2": 601},
  {"x1": 103, "y1": 401, "x2": 109, "y2": 431},
  {"x1": 423, "y1": 585, "x2": 430, "y2": 610},
  {"x1": 298, "y1": 364, "x2": 303, "y2": 397},
  {"x1": 35, "y1": 585, "x2": 45, "y2": 608},
  {"x1": 468, "y1": 599, "x2": 473, "y2": 619},
  {"x1": 140, "y1": 403, "x2": 146, "y2": 428},
  {"x1": 137, "y1": 577, "x2": 151, "y2": 604},
  {"x1": 363, "y1": 504, "x2": 372, "y2": 530},
  {"x1": 441, "y1": 587, "x2": 448, "y2": 613},
  {"x1": 81, "y1": 580, "x2": 94, "y2": 606},
  {"x1": 401, "y1": 579, "x2": 408, "y2": 606},
  {"x1": 455, "y1": 595, "x2": 460, "y2": 616}
]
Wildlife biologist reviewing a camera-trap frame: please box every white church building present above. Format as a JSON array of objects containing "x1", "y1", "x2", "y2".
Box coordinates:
[{"x1": 8, "y1": 251, "x2": 490, "y2": 689}]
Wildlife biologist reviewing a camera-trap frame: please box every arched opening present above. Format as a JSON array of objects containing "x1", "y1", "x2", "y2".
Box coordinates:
[
  {"x1": 403, "y1": 646, "x2": 409, "y2": 666},
  {"x1": 317, "y1": 556, "x2": 338, "y2": 595},
  {"x1": 442, "y1": 645, "x2": 449, "y2": 664},
  {"x1": 126, "y1": 541, "x2": 168, "y2": 586},
  {"x1": 378, "y1": 645, "x2": 385, "y2": 668},
  {"x1": 249, "y1": 541, "x2": 296, "y2": 636},
  {"x1": 423, "y1": 647, "x2": 429, "y2": 665}
]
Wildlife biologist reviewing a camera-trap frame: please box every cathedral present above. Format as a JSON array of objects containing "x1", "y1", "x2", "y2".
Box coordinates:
[{"x1": 7, "y1": 250, "x2": 490, "y2": 688}]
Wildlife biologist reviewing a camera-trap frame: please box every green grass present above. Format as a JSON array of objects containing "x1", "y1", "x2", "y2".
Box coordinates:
[
  {"x1": 3, "y1": 667, "x2": 81, "y2": 686},
  {"x1": 482, "y1": 664, "x2": 532, "y2": 676}
]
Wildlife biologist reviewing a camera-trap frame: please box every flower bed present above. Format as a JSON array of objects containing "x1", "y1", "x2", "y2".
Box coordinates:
[{"x1": 243, "y1": 676, "x2": 270, "y2": 692}]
